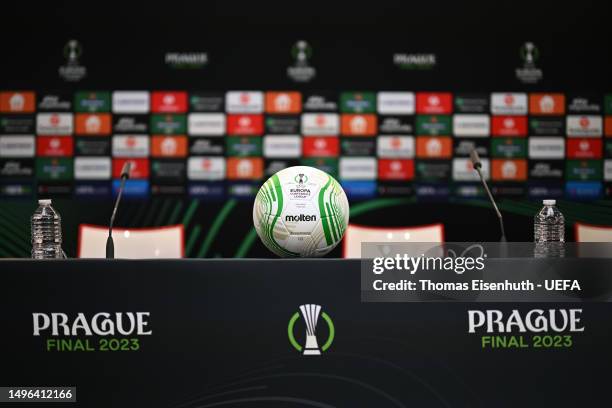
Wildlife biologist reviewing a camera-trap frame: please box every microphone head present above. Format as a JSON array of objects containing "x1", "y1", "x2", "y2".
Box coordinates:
[
  {"x1": 469, "y1": 149, "x2": 482, "y2": 170},
  {"x1": 120, "y1": 161, "x2": 132, "y2": 179}
]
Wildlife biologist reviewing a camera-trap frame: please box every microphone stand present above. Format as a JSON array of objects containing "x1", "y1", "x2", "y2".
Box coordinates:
[{"x1": 106, "y1": 173, "x2": 129, "y2": 259}]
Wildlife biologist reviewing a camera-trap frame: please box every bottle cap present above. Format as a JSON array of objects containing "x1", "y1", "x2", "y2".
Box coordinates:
[
  {"x1": 543, "y1": 199, "x2": 556, "y2": 206},
  {"x1": 38, "y1": 199, "x2": 52, "y2": 205}
]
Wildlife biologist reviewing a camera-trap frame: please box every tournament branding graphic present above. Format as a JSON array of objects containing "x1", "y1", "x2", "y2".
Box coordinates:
[
  {"x1": 151, "y1": 92, "x2": 188, "y2": 113},
  {"x1": 452, "y1": 114, "x2": 490, "y2": 137},
  {"x1": 265, "y1": 116, "x2": 301, "y2": 134},
  {"x1": 491, "y1": 159, "x2": 528, "y2": 181},
  {"x1": 567, "y1": 139, "x2": 603, "y2": 159},
  {"x1": 529, "y1": 160, "x2": 564, "y2": 180},
  {"x1": 416, "y1": 115, "x2": 451, "y2": 135},
  {"x1": 74, "y1": 157, "x2": 112, "y2": 180},
  {"x1": 566, "y1": 160, "x2": 602, "y2": 181},
  {"x1": 164, "y1": 52, "x2": 208, "y2": 69},
  {"x1": 0, "y1": 159, "x2": 34, "y2": 177},
  {"x1": 37, "y1": 93, "x2": 72, "y2": 112},
  {"x1": 0, "y1": 135, "x2": 35, "y2": 157},
  {"x1": 32, "y1": 312, "x2": 152, "y2": 352},
  {"x1": 378, "y1": 116, "x2": 414, "y2": 134},
  {"x1": 416, "y1": 136, "x2": 452, "y2": 158},
  {"x1": 566, "y1": 115, "x2": 603, "y2": 137},
  {"x1": 0, "y1": 115, "x2": 35, "y2": 134},
  {"x1": 453, "y1": 158, "x2": 490, "y2": 181},
  {"x1": 301, "y1": 113, "x2": 340, "y2": 135},
  {"x1": 529, "y1": 117, "x2": 565, "y2": 136},
  {"x1": 151, "y1": 135, "x2": 188, "y2": 158},
  {"x1": 287, "y1": 40, "x2": 316, "y2": 83},
  {"x1": 226, "y1": 157, "x2": 264, "y2": 180},
  {"x1": 340, "y1": 92, "x2": 376, "y2": 113},
  {"x1": 287, "y1": 304, "x2": 334, "y2": 355},
  {"x1": 75, "y1": 113, "x2": 112, "y2": 135},
  {"x1": 528, "y1": 137, "x2": 565, "y2": 159},
  {"x1": 112, "y1": 91, "x2": 150, "y2": 114},
  {"x1": 58, "y1": 40, "x2": 87, "y2": 82},
  {"x1": 339, "y1": 157, "x2": 377, "y2": 180},
  {"x1": 302, "y1": 92, "x2": 337, "y2": 112},
  {"x1": 416, "y1": 92, "x2": 452, "y2": 114},
  {"x1": 187, "y1": 157, "x2": 226, "y2": 180},
  {"x1": 226, "y1": 114, "x2": 264, "y2": 135},
  {"x1": 112, "y1": 135, "x2": 150, "y2": 158},
  {"x1": 189, "y1": 92, "x2": 224, "y2": 112},
  {"x1": 263, "y1": 135, "x2": 301, "y2": 158},
  {"x1": 0, "y1": 91, "x2": 35, "y2": 113},
  {"x1": 36, "y1": 113, "x2": 73, "y2": 135},
  {"x1": 454, "y1": 94, "x2": 489, "y2": 113},
  {"x1": 188, "y1": 113, "x2": 226, "y2": 136},
  {"x1": 377, "y1": 136, "x2": 415, "y2": 158},
  {"x1": 393, "y1": 53, "x2": 436, "y2": 70},
  {"x1": 303, "y1": 137, "x2": 340, "y2": 157},
  {"x1": 529, "y1": 93, "x2": 565, "y2": 115},
  {"x1": 74, "y1": 92, "x2": 111, "y2": 113},
  {"x1": 37, "y1": 136, "x2": 73, "y2": 157},
  {"x1": 377, "y1": 92, "x2": 415, "y2": 115},
  {"x1": 112, "y1": 158, "x2": 150, "y2": 179},
  {"x1": 515, "y1": 42, "x2": 542, "y2": 84},
  {"x1": 378, "y1": 159, "x2": 414, "y2": 180},
  {"x1": 225, "y1": 91, "x2": 264, "y2": 113},
  {"x1": 150, "y1": 114, "x2": 187, "y2": 135},
  {"x1": 491, "y1": 116, "x2": 527, "y2": 137},
  {"x1": 265, "y1": 92, "x2": 302, "y2": 114},
  {"x1": 340, "y1": 114, "x2": 377, "y2": 136},
  {"x1": 491, "y1": 93, "x2": 528, "y2": 115},
  {"x1": 226, "y1": 136, "x2": 263, "y2": 157},
  {"x1": 113, "y1": 115, "x2": 148, "y2": 133}
]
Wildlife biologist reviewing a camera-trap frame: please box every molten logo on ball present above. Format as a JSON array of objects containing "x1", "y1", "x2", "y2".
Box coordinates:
[{"x1": 253, "y1": 166, "x2": 350, "y2": 257}]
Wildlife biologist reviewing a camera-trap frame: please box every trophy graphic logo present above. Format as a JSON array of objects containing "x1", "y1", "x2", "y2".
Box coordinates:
[
  {"x1": 288, "y1": 304, "x2": 334, "y2": 356},
  {"x1": 516, "y1": 41, "x2": 542, "y2": 84},
  {"x1": 287, "y1": 40, "x2": 316, "y2": 82},
  {"x1": 294, "y1": 173, "x2": 308, "y2": 184},
  {"x1": 59, "y1": 39, "x2": 87, "y2": 82}
]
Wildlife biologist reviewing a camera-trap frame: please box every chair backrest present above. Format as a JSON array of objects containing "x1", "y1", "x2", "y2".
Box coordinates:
[
  {"x1": 343, "y1": 223, "x2": 445, "y2": 258},
  {"x1": 78, "y1": 224, "x2": 184, "y2": 258},
  {"x1": 575, "y1": 223, "x2": 612, "y2": 242}
]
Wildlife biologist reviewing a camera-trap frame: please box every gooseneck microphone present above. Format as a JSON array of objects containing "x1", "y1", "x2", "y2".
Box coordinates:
[
  {"x1": 106, "y1": 162, "x2": 132, "y2": 259},
  {"x1": 470, "y1": 149, "x2": 507, "y2": 242}
]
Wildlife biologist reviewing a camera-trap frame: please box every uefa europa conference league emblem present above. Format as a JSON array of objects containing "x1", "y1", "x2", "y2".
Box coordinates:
[
  {"x1": 59, "y1": 40, "x2": 86, "y2": 82},
  {"x1": 288, "y1": 304, "x2": 334, "y2": 355}
]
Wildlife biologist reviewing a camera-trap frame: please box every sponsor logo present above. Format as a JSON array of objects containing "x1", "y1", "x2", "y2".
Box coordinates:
[
  {"x1": 285, "y1": 214, "x2": 317, "y2": 222},
  {"x1": 74, "y1": 157, "x2": 112, "y2": 180},
  {"x1": 378, "y1": 116, "x2": 414, "y2": 134},
  {"x1": 188, "y1": 113, "x2": 226, "y2": 136},
  {"x1": 301, "y1": 158, "x2": 338, "y2": 178},
  {"x1": 150, "y1": 114, "x2": 187, "y2": 135},
  {"x1": 113, "y1": 115, "x2": 148, "y2": 133},
  {"x1": 151, "y1": 91, "x2": 187, "y2": 113},
  {"x1": 36, "y1": 158, "x2": 73, "y2": 181},
  {"x1": 37, "y1": 184, "x2": 72, "y2": 196},
  {"x1": 112, "y1": 180, "x2": 149, "y2": 198},
  {"x1": 263, "y1": 135, "x2": 301, "y2": 158},
  {"x1": 341, "y1": 114, "x2": 377, "y2": 136},
  {"x1": 36, "y1": 113, "x2": 73, "y2": 135},
  {"x1": 151, "y1": 160, "x2": 186, "y2": 182},
  {"x1": 416, "y1": 92, "x2": 452, "y2": 114},
  {"x1": 265, "y1": 92, "x2": 302, "y2": 114},
  {"x1": 605, "y1": 117, "x2": 612, "y2": 137},
  {"x1": 112, "y1": 135, "x2": 150, "y2": 158},
  {"x1": 164, "y1": 52, "x2": 208, "y2": 69},
  {"x1": 378, "y1": 182, "x2": 414, "y2": 197},
  {"x1": 112, "y1": 91, "x2": 150, "y2": 113},
  {"x1": 567, "y1": 139, "x2": 603, "y2": 159},
  {"x1": 151, "y1": 135, "x2": 188, "y2": 157},
  {"x1": 74, "y1": 91, "x2": 111, "y2": 113},
  {"x1": 515, "y1": 42, "x2": 542, "y2": 84},
  {"x1": 377, "y1": 136, "x2": 415, "y2": 158},
  {"x1": 227, "y1": 114, "x2": 264, "y2": 135},
  {"x1": 0, "y1": 135, "x2": 35, "y2": 157},
  {"x1": 189, "y1": 92, "x2": 224, "y2": 112},
  {"x1": 226, "y1": 157, "x2": 264, "y2": 180},
  {"x1": 188, "y1": 182, "x2": 225, "y2": 199},
  {"x1": 415, "y1": 183, "x2": 450, "y2": 199},
  {"x1": 0, "y1": 159, "x2": 34, "y2": 177},
  {"x1": 529, "y1": 161, "x2": 564, "y2": 180},
  {"x1": 377, "y1": 92, "x2": 415, "y2": 115},
  {"x1": 112, "y1": 158, "x2": 149, "y2": 179},
  {"x1": 340, "y1": 92, "x2": 376, "y2": 113},
  {"x1": 454, "y1": 139, "x2": 490, "y2": 157},
  {"x1": 339, "y1": 157, "x2": 377, "y2": 180},
  {"x1": 303, "y1": 137, "x2": 340, "y2": 157},
  {"x1": 75, "y1": 138, "x2": 110, "y2": 156},
  {"x1": 340, "y1": 138, "x2": 376, "y2": 156},
  {"x1": 37, "y1": 93, "x2": 72, "y2": 111},
  {"x1": 565, "y1": 181, "x2": 602, "y2": 199},
  {"x1": 301, "y1": 113, "x2": 339, "y2": 135},
  {"x1": 226, "y1": 136, "x2": 263, "y2": 157},
  {"x1": 266, "y1": 159, "x2": 301, "y2": 177},
  {"x1": 566, "y1": 115, "x2": 603, "y2": 137},
  {"x1": 453, "y1": 158, "x2": 489, "y2": 181},
  {"x1": 491, "y1": 93, "x2": 528, "y2": 115},
  {"x1": 378, "y1": 159, "x2": 414, "y2": 180},
  {"x1": 341, "y1": 181, "x2": 377, "y2": 199},
  {"x1": 303, "y1": 92, "x2": 337, "y2": 112},
  {"x1": 491, "y1": 116, "x2": 527, "y2": 137},
  {"x1": 491, "y1": 159, "x2": 527, "y2": 181},
  {"x1": 0, "y1": 91, "x2": 35, "y2": 113},
  {"x1": 605, "y1": 95, "x2": 612, "y2": 115},
  {"x1": 567, "y1": 94, "x2": 601, "y2": 114},
  {"x1": 187, "y1": 157, "x2": 226, "y2": 180},
  {"x1": 453, "y1": 114, "x2": 490, "y2": 137},
  {"x1": 225, "y1": 91, "x2": 264, "y2": 113},
  {"x1": 59, "y1": 40, "x2": 86, "y2": 82},
  {"x1": 528, "y1": 93, "x2": 565, "y2": 115},
  {"x1": 528, "y1": 137, "x2": 564, "y2": 159},
  {"x1": 266, "y1": 116, "x2": 301, "y2": 134},
  {"x1": 287, "y1": 41, "x2": 316, "y2": 82},
  {"x1": 527, "y1": 184, "x2": 564, "y2": 200},
  {"x1": 151, "y1": 184, "x2": 186, "y2": 196},
  {"x1": 416, "y1": 115, "x2": 451, "y2": 135},
  {"x1": 416, "y1": 136, "x2": 452, "y2": 158},
  {"x1": 189, "y1": 138, "x2": 224, "y2": 156},
  {"x1": 605, "y1": 160, "x2": 612, "y2": 181},
  {"x1": 566, "y1": 160, "x2": 602, "y2": 181},
  {"x1": 37, "y1": 136, "x2": 73, "y2": 157},
  {"x1": 75, "y1": 113, "x2": 111, "y2": 135},
  {"x1": 454, "y1": 94, "x2": 489, "y2": 113},
  {"x1": 393, "y1": 53, "x2": 436, "y2": 70},
  {"x1": 529, "y1": 117, "x2": 565, "y2": 136},
  {"x1": 0, "y1": 116, "x2": 35, "y2": 133},
  {"x1": 0, "y1": 182, "x2": 34, "y2": 197}
]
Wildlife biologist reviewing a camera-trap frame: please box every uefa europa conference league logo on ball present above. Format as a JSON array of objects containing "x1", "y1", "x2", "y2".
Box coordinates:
[
  {"x1": 32, "y1": 312, "x2": 152, "y2": 352},
  {"x1": 288, "y1": 304, "x2": 335, "y2": 355}
]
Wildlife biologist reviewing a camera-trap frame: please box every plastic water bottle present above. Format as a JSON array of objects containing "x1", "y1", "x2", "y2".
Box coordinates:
[
  {"x1": 31, "y1": 199, "x2": 63, "y2": 259},
  {"x1": 534, "y1": 199, "x2": 564, "y2": 258}
]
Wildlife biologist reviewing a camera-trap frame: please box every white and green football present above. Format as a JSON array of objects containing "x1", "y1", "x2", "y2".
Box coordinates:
[{"x1": 253, "y1": 166, "x2": 350, "y2": 257}]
